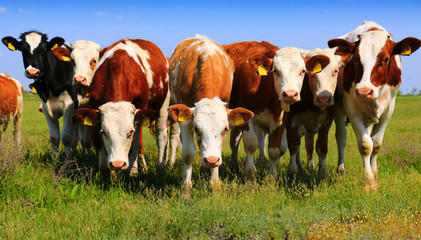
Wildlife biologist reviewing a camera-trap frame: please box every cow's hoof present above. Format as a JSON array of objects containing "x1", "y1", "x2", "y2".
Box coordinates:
[
  {"x1": 307, "y1": 160, "x2": 315, "y2": 170},
  {"x1": 244, "y1": 167, "x2": 257, "y2": 180},
  {"x1": 181, "y1": 181, "x2": 192, "y2": 200},
  {"x1": 337, "y1": 163, "x2": 346, "y2": 178},
  {"x1": 210, "y1": 178, "x2": 221, "y2": 193}
]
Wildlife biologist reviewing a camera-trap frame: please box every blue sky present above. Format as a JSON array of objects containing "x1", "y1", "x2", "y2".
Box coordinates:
[{"x1": 0, "y1": 0, "x2": 420, "y2": 93}]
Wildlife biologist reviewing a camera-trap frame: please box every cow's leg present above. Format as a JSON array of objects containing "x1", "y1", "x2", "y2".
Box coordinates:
[
  {"x1": 242, "y1": 121, "x2": 258, "y2": 179},
  {"x1": 61, "y1": 104, "x2": 77, "y2": 158},
  {"x1": 350, "y1": 117, "x2": 375, "y2": 193},
  {"x1": 255, "y1": 126, "x2": 267, "y2": 162},
  {"x1": 287, "y1": 123, "x2": 301, "y2": 177},
  {"x1": 79, "y1": 124, "x2": 93, "y2": 154},
  {"x1": 305, "y1": 134, "x2": 315, "y2": 170},
  {"x1": 268, "y1": 125, "x2": 286, "y2": 179},
  {"x1": 370, "y1": 106, "x2": 394, "y2": 185},
  {"x1": 42, "y1": 103, "x2": 60, "y2": 158},
  {"x1": 180, "y1": 121, "x2": 196, "y2": 199},
  {"x1": 315, "y1": 126, "x2": 330, "y2": 180},
  {"x1": 334, "y1": 106, "x2": 347, "y2": 176},
  {"x1": 98, "y1": 147, "x2": 112, "y2": 180},
  {"x1": 128, "y1": 125, "x2": 141, "y2": 176},
  {"x1": 167, "y1": 120, "x2": 181, "y2": 167},
  {"x1": 137, "y1": 127, "x2": 147, "y2": 173},
  {"x1": 209, "y1": 167, "x2": 221, "y2": 193},
  {"x1": 229, "y1": 126, "x2": 242, "y2": 174},
  {"x1": 0, "y1": 118, "x2": 8, "y2": 142},
  {"x1": 13, "y1": 106, "x2": 23, "y2": 145},
  {"x1": 156, "y1": 91, "x2": 170, "y2": 169}
]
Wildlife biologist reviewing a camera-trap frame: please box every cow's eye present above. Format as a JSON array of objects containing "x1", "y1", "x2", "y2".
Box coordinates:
[
  {"x1": 302, "y1": 69, "x2": 306, "y2": 74},
  {"x1": 100, "y1": 129, "x2": 107, "y2": 137},
  {"x1": 127, "y1": 129, "x2": 135, "y2": 138},
  {"x1": 384, "y1": 57, "x2": 389, "y2": 64}
]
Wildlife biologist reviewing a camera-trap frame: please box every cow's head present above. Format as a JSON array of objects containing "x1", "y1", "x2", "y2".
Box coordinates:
[
  {"x1": 248, "y1": 47, "x2": 330, "y2": 111},
  {"x1": 2, "y1": 31, "x2": 65, "y2": 80},
  {"x1": 74, "y1": 101, "x2": 157, "y2": 171},
  {"x1": 54, "y1": 40, "x2": 101, "y2": 89},
  {"x1": 328, "y1": 32, "x2": 421, "y2": 100},
  {"x1": 168, "y1": 97, "x2": 253, "y2": 168},
  {"x1": 304, "y1": 48, "x2": 345, "y2": 108}
]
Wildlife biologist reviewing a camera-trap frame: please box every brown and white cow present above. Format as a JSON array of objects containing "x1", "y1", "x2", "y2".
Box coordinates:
[
  {"x1": 223, "y1": 41, "x2": 330, "y2": 179},
  {"x1": 73, "y1": 38, "x2": 169, "y2": 179},
  {"x1": 284, "y1": 48, "x2": 345, "y2": 179},
  {"x1": 168, "y1": 35, "x2": 253, "y2": 198},
  {"x1": 53, "y1": 40, "x2": 102, "y2": 153},
  {"x1": 0, "y1": 73, "x2": 23, "y2": 144},
  {"x1": 328, "y1": 21, "x2": 421, "y2": 192}
]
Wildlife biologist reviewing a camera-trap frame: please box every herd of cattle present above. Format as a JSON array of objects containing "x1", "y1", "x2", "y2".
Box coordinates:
[{"x1": 1, "y1": 21, "x2": 420, "y2": 196}]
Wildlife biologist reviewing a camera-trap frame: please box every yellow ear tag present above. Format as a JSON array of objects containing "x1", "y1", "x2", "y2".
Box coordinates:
[
  {"x1": 312, "y1": 62, "x2": 322, "y2": 74},
  {"x1": 258, "y1": 65, "x2": 267, "y2": 76},
  {"x1": 8, "y1": 43, "x2": 15, "y2": 51},
  {"x1": 234, "y1": 115, "x2": 244, "y2": 126},
  {"x1": 31, "y1": 87, "x2": 37, "y2": 93},
  {"x1": 51, "y1": 43, "x2": 58, "y2": 50},
  {"x1": 84, "y1": 116, "x2": 93, "y2": 126},
  {"x1": 62, "y1": 56, "x2": 70, "y2": 61},
  {"x1": 401, "y1": 46, "x2": 411, "y2": 56},
  {"x1": 142, "y1": 118, "x2": 150, "y2": 127},
  {"x1": 178, "y1": 114, "x2": 187, "y2": 123}
]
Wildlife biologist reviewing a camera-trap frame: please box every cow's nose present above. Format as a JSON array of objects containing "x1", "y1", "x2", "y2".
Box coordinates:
[
  {"x1": 26, "y1": 68, "x2": 39, "y2": 77},
  {"x1": 282, "y1": 90, "x2": 299, "y2": 103},
  {"x1": 316, "y1": 93, "x2": 333, "y2": 106},
  {"x1": 74, "y1": 76, "x2": 87, "y2": 86},
  {"x1": 204, "y1": 157, "x2": 220, "y2": 168},
  {"x1": 110, "y1": 161, "x2": 127, "y2": 170},
  {"x1": 356, "y1": 88, "x2": 374, "y2": 99}
]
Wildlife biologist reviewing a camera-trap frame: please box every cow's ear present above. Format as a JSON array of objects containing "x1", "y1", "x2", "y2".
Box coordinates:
[
  {"x1": 305, "y1": 54, "x2": 330, "y2": 74},
  {"x1": 134, "y1": 109, "x2": 159, "y2": 127},
  {"x1": 392, "y1": 37, "x2": 421, "y2": 56},
  {"x1": 168, "y1": 104, "x2": 194, "y2": 123},
  {"x1": 74, "y1": 108, "x2": 99, "y2": 126},
  {"x1": 227, "y1": 107, "x2": 254, "y2": 127},
  {"x1": 48, "y1": 37, "x2": 65, "y2": 50},
  {"x1": 52, "y1": 47, "x2": 72, "y2": 62},
  {"x1": 248, "y1": 54, "x2": 274, "y2": 76},
  {"x1": 328, "y1": 38, "x2": 355, "y2": 56},
  {"x1": 2, "y1": 36, "x2": 21, "y2": 51}
]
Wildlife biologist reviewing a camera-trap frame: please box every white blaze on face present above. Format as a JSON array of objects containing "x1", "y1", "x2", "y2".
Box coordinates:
[
  {"x1": 305, "y1": 48, "x2": 342, "y2": 105},
  {"x1": 99, "y1": 101, "x2": 136, "y2": 169},
  {"x1": 193, "y1": 98, "x2": 229, "y2": 166},
  {"x1": 272, "y1": 47, "x2": 306, "y2": 101},
  {"x1": 25, "y1": 32, "x2": 42, "y2": 54},
  {"x1": 71, "y1": 40, "x2": 101, "y2": 86},
  {"x1": 356, "y1": 31, "x2": 389, "y2": 98}
]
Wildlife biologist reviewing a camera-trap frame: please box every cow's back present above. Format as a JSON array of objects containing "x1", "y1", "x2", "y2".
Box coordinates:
[
  {"x1": 90, "y1": 39, "x2": 168, "y2": 110},
  {"x1": 169, "y1": 35, "x2": 234, "y2": 107},
  {"x1": 0, "y1": 73, "x2": 23, "y2": 117}
]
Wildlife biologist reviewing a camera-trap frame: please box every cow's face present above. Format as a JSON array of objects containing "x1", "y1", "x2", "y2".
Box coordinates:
[
  {"x1": 71, "y1": 40, "x2": 101, "y2": 87},
  {"x1": 168, "y1": 98, "x2": 253, "y2": 168},
  {"x1": 2, "y1": 32, "x2": 65, "y2": 80},
  {"x1": 305, "y1": 49, "x2": 343, "y2": 108},
  {"x1": 248, "y1": 48, "x2": 330, "y2": 111},
  {"x1": 328, "y1": 32, "x2": 421, "y2": 101},
  {"x1": 74, "y1": 102, "x2": 155, "y2": 171}
]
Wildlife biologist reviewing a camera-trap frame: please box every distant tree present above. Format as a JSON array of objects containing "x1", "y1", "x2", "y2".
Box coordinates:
[
  {"x1": 411, "y1": 88, "x2": 418, "y2": 96},
  {"x1": 397, "y1": 90, "x2": 402, "y2": 96}
]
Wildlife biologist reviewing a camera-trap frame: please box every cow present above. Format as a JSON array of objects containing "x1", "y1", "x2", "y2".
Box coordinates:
[
  {"x1": 223, "y1": 41, "x2": 330, "y2": 179},
  {"x1": 327, "y1": 21, "x2": 421, "y2": 192},
  {"x1": 168, "y1": 35, "x2": 254, "y2": 199},
  {"x1": 53, "y1": 40, "x2": 102, "y2": 154},
  {"x1": 73, "y1": 38, "x2": 170, "y2": 180},
  {"x1": 284, "y1": 48, "x2": 345, "y2": 179},
  {"x1": 0, "y1": 73, "x2": 24, "y2": 144},
  {"x1": 2, "y1": 31, "x2": 80, "y2": 158}
]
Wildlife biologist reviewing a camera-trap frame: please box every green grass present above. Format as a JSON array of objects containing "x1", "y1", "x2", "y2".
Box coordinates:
[{"x1": 0, "y1": 93, "x2": 420, "y2": 239}]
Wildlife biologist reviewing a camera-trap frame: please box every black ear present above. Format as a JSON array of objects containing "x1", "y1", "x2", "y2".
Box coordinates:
[
  {"x1": 48, "y1": 37, "x2": 65, "y2": 50},
  {"x1": 2, "y1": 36, "x2": 21, "y2": 51}
]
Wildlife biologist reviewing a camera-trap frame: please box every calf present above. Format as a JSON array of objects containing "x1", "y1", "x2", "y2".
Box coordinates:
[
  {"x1": 74, "y1": 38, "x2": 169, "y2": 179},
  {"x1": 223, "y1": 41, "x2": 329, "y2": 179},
  {"x1": 168, "y1": 35, "x2": 253, "y2": 198},
  {"x1": 328, "y1": 21, "x2": 421, "y2": 192},
  {"x1": 285, "y1": 48, "x2": 344, "y2": 179},
  {"x1": 0, "y1": 73, "x2": 24, "y2": 144},
  {"x1": 2, "y1": 31, "x2": 80, "y2": 157}
]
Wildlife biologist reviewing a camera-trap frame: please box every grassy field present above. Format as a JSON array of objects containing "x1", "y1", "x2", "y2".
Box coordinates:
[{"x1": 0, "y1": 93, "x2": 420, "y2": 239}]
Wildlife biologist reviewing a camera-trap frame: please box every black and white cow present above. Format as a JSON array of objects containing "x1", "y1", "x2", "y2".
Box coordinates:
[{"x1": 2, "y1": 31, "x2": 81, "y2": 157}]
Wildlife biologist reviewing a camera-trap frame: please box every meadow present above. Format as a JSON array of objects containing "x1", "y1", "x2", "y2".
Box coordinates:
[{"x1": 0, "y1": 93, "x2": 420, "y2": 239}]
